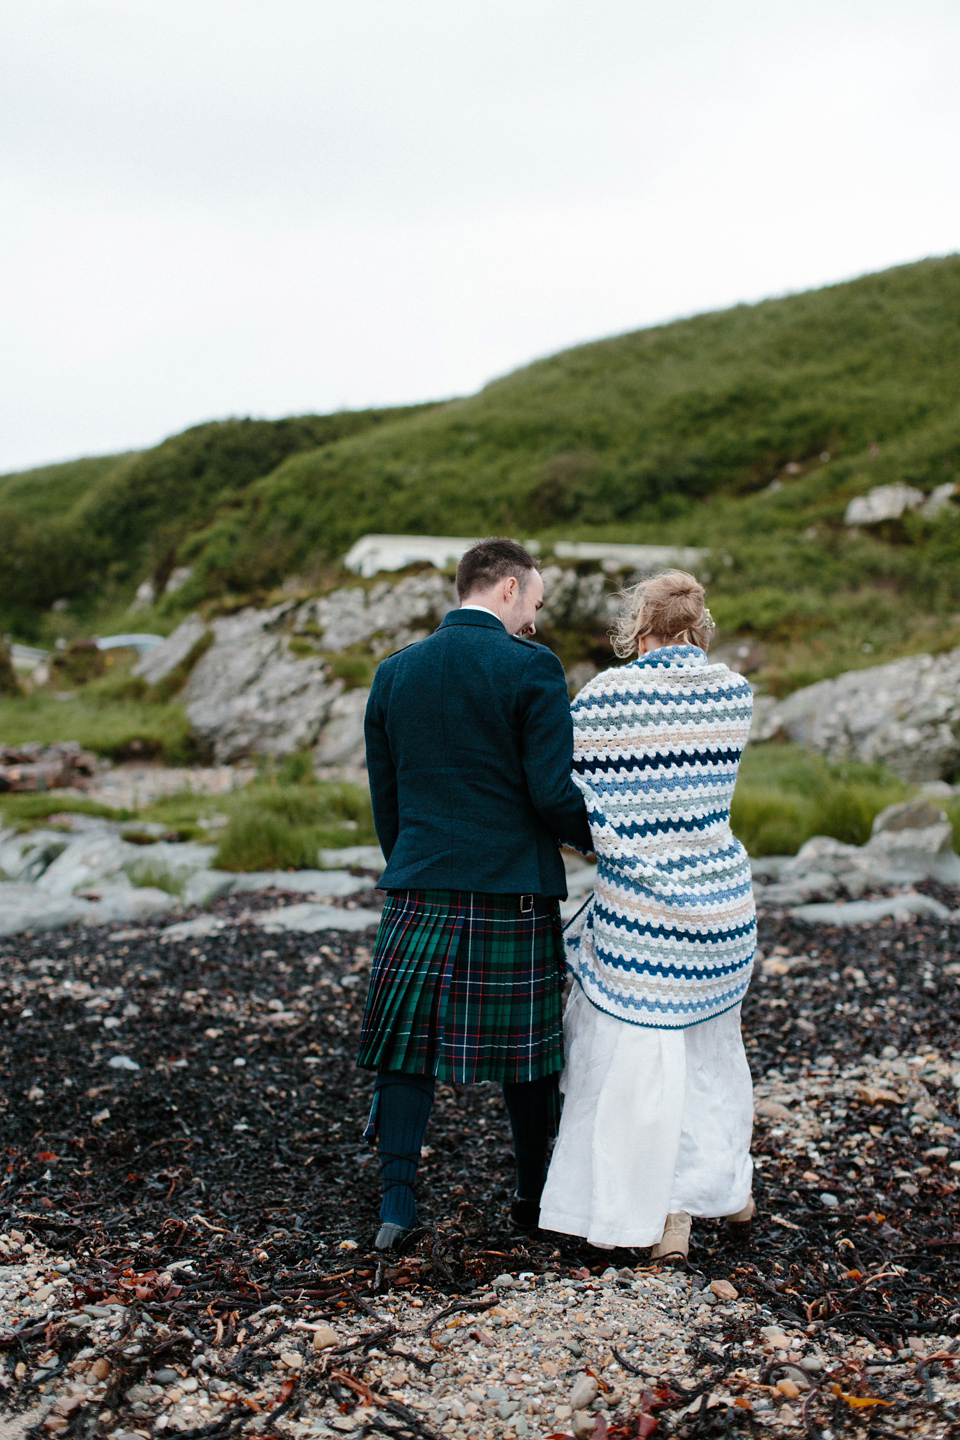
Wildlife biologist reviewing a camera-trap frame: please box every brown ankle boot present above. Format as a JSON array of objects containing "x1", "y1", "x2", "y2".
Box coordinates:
[
  {"x1": 651, "y1": 1211, "x2": 691, "y2": 1259},
  {"x1": 725, "y1": 1194, "x2": 756, "y2": 1235}
]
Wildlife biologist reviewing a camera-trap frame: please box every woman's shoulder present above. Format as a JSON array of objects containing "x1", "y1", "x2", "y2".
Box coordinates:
[{"x1": 571, "y1": 663, "x2": 635, "y2": 708}]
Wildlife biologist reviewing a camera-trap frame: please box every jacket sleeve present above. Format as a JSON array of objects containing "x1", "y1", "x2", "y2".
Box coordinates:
[
  {"x1": 517, "y1": 646, "x2": 593, "y2": 854},
  {"x1": 363, "y1": 668, "x2": 399, "y2": 860}
]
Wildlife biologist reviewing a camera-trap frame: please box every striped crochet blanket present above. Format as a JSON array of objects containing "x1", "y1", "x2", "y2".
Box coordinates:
[{"x1": 565, "y1": 644, "x2": 756, "y2": 1028}]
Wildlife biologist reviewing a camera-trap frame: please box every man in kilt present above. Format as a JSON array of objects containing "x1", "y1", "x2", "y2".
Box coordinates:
[{"x1": 357, "y1": 538, "x2": 592, "y2": 1248}]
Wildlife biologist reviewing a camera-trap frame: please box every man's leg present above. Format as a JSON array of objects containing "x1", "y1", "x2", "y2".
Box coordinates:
[
  {"x1": 374, "y1": 1071, "x2": 435, "y2": 1247},
  {"x1": 502, "y1": 1074, "x2": 559, "y2": 1230}
]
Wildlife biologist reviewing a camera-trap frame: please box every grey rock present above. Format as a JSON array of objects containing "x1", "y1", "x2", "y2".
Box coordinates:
[
  {"x1": 297, "y1": 573, "x2": 456, "y2": 653},
  {"x1": 184, "y1": 604, "x2": 339, "y2": 763},
  {"x1": 314, "y1": 687, "x2": 370, "y2": 774},
  {"x1": 570, "y1": 1375, "x2": 600, "y2": 1411},
  {"x1": 0, "y1": 828, "x2": 71, "y2": 883},
  {"x1": 34, "y1": 829, "x2": 139, "y2": 894},
  {"x1": 255, "y1": 902, "x2": 383, "y2": 933},
  {"x1": 754, "y1": 803, "x2": 960, "y2": 911},
  {"x1": 152, "y1": 1369, "x2": 179, "y2": 1385},
  {"x1": 0, "y1": 878, "x2": 176, "y2": 937},
  {"x1": 133, "y1": 613, "x2": 209, "y2": 686},
  {"x1": 497, "y1": 1401, "x2": 520, "y2": 1420},
  {"x1": 789, "y1": 892, "x2": 951, "y2": 926},
  {"x1": 160, "y1": 914, "x2": 230, "y2": 941},
  {"x1": 318, "y1": 845, "x2": 386, "y2": 873},
  {"x1": 922, "y1": 481, "x2": 957, "y2": 517},
  {"x1": 819, "y1": 1192, "x2": 839, "y2": 1207},
  {"x1": 751, "y1": 646, "x2": 960, "y2": 781},
  {"x1": 108, "y1": 1056, "x2": 140, "y2": 1071},
  {"x1": 844, "y1": 483, "x2": 925, "y2": 526},
  {"x1": 538, "y1": 566, "x2": 619, "y2": 630},
  {"x1": 228, "y1": 870, "x2": 373, "y2": 896},
  {"x1": 122, "y1": 840, "x2": 219, "y2": 894}
]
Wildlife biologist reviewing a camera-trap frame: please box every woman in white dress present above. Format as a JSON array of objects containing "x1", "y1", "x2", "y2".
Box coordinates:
[{"x1": 539, "y1": 571, "x2": 756, "y2": 1257}]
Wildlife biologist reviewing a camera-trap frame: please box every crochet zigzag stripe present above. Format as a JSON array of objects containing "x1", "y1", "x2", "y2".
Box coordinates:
[{"x1": 565, "y1": 644, "x2": 757, "y2": 1029}]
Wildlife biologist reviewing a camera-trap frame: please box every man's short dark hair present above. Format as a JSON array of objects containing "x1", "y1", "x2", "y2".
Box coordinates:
[{"x1": 456, "y1": 538, "x2": 540, "y2": 600}]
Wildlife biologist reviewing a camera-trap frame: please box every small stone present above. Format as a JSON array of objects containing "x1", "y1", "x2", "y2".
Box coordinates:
[
  {"x1": 108, "y1": 1055, "x2": 140, "y2": 1071},
  {"x1": 279, "y1": 1351, "x2": 303, "y2": 1369},
  {"x1": 554, "y1": 1406, "x2": 572, "y2": 1420},
  {"x1": 799, "y1": 1356, "x2": 824, "y2": 1372},
  {"x1": 570, "y1": 1374, "x2": 600, "y2": 1410},
  {"x1": 492, "y1": 1273, "x2": 516, "y2": 1288},
  {"x1": 710, "y1": 1279, "x2": 738, "y2": 1302},
  {"x1": 153, "y1": 1369, "x2": 179, "y2": 1384},
  {"x1": 52, "y1": 1397, "x2": 83, "y2": 1417},
  {"x1": 572, "y1": 1410, "x2": 596, "y2": 1439},
  {"x1": 779, "y1": 1404, "x2": 799, "y2": 1426},
  {"x1": 775, "y1": 1379, "x2": 801, "y2": 1399},
  {"x1": 760, "y1": 1325, "x2": 790, "y2": 1345},
  {"x1": 42, "y1": 1420, "x2": 68, "y2": 1434},
  {"x1": 820, "y1": 1192, "x2": 839, "y2": 1207},
  {"x1": 542, "y1": 1361, "x2": 558, "y2": 1377},
  {"x1": 126, "y1": 1384, "x2": 155, "y2": 1402},
  {"x1": 313, "y1": 1325, "x2": 338, "y2": 1350},
  {"x1": 91, "y1": 1358, "x2": 111, "y2": 1380}
]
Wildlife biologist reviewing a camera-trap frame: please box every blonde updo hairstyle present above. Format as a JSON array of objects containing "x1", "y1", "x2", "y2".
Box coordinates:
[{"x1": 612, "y1": 569, "x2": 714, "y2": 659}]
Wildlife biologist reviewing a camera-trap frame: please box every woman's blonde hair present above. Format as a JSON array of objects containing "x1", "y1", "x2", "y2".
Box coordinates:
[{"x1": 611, "y1": 569, "x2": 714, "y2": 659}]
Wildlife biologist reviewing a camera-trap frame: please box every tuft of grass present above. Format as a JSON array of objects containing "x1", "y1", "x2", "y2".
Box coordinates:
[
  {"x1": 212, "y1": 780, "x2": 376, "y2": 871},
  {"x1": 731, "y1": 744, "x2": 910, "y2": 855},
  {"x1": 0, "y1": 690, "x2": 196, "y2": 764},
  {"x1": 0, "y1": 795, "x2": 132, "y2": 827}
]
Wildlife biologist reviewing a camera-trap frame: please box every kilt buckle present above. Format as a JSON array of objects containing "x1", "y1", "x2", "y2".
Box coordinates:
[{"x1": 519, "y1": 893, "x2": 534, "y2": 914}]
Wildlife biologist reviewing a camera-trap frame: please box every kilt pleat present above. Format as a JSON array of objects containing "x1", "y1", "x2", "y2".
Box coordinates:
[{"x1": 356, "y1": 889, "x2": 565, "y2": 1084}]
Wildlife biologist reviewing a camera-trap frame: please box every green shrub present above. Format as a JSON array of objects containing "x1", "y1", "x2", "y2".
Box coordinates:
[{"x1": 731, "y1": 744, "x2": 909, "y2": 855}]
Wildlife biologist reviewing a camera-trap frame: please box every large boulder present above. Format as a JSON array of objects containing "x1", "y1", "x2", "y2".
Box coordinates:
[
  {"x1": 751, "y1": 646, "x2": 960, "y2": 781},
  {"x1": 183, "y1": 604, "x2": 341, "y2": 763}
]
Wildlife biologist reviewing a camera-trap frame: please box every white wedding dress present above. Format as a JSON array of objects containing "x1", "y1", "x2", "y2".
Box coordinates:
[{"x1": 539, "y1": 985, "x2": 754, "y2": 1249}]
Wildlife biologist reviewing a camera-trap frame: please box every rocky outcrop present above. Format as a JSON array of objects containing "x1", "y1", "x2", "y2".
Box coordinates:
[
  {"x1": 139, "y1": 575, "x2": 460, "y2": 765},
  {"x1": 181, "y1": 604, "x2": 340, "y2": 763},
  {"x1": 537, "y1": 566, "x2": 620, "y2": 630},
  {"x1": 751, "y1": 646, "x2": 960, "y2": 781},
  {"x1": 294, "y1": 572, "x2": 456, "y2": 654},
  {"x1": 751, "y1": 798, "x2": 960, "y2": 920},
  {"x1": 0, "y1": 814, "x2": 384, "y2": 937}
]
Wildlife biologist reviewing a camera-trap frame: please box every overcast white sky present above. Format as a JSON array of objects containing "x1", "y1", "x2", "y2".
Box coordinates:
[{"x1": 1, "y1": 0, "x2": 958, "y2": 474}]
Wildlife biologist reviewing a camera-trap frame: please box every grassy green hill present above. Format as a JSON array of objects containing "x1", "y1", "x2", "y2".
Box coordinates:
[{"x1": 3, "y1": 255, "x2": 960, "y2": 697}]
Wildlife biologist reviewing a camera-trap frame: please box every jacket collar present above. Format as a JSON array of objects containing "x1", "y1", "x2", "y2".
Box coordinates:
[{"x1": 439, "y1": 608, "x2": 507, "y2": 633}]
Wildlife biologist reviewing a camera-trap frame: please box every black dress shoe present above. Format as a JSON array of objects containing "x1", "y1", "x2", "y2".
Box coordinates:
[{"x1": 509, "y1": 1195, "x2": 540, "y2": 1233}]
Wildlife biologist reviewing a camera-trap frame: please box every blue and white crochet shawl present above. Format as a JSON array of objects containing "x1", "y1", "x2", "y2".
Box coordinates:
[{"x1": 565, "y1": 645, "x2": 756, "y2": 1029}]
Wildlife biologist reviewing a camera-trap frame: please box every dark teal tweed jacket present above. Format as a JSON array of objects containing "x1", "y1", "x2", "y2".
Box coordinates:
[{"x1": 364, "y1": 608, "x2": 592, "y2": 897}]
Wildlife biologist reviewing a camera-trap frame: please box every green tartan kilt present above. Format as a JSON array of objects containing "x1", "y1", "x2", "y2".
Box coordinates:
[{"x1": 355, "y1": 889, "x2": 566, "y2": 1084}]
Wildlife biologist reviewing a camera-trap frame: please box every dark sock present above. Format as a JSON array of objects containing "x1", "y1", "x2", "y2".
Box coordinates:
[
  {"x1": 374, "y1": 1072, "x2": 435, "y2": 1229},
  {"x1": 502, "y1": 1075, "x2": 560, "y2": 1203}
]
